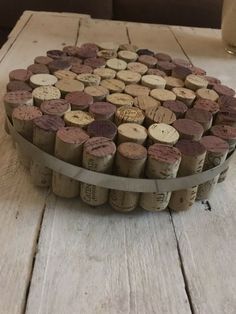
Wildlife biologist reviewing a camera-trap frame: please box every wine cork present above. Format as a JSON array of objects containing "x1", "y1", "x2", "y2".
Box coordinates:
[
  {"x1": 87, "y1": 120, "x2": 117, "y2": 140},
  {"x1": 194, "y1": 99, "x2": 220, "y2": 115},
  {"x1": 145, "y1": 106, "x2": 176, "y2": 127},
  {"x1": 127, "y1": 62, "x2": 148, "y2": 75},
  {"x1": 84, "y1": 57, "x2": 106, "y2": 69},
  {"x1": 197, "y1": 136, "x2": 229, "y2": 200},
  {"x1": 106, "y1": 93, "x2": 134, "y2": 108},
  {"x1": 165, "y1": 76, "x2": 184, "y2": 90},
  {"x1": 97, "y1": 49, "x2": 117, "y2": 60},
  {"x1": 218, "y1": 95, "x2": 236, "y2": 111},
  {"x1": 172, "y1": 87, "x2": 196, "y2": 107},
  {"x1": 32, "y1": 86, "x2": 61, "y2": 106},
  {"x1": 172, "y1": 58, "x2": 192, "y2": 68},
  {"x1": 173, "y1": 118, "x2": 204, "y2": 141},
  {"x1": 80, "y1": 137, "x2": 116, "y2": 206},
  {"x1": 84, "y1": 86, "x2": 109, "y2": 101},
  {"x1": 76, "y1": 73, "x2": 100, "y2": 86},
  {"x1": 52, "y1": 127, "x2": 89, "y2": 198},
  {"x1": 157, "y1": 61, "x2": 176, "y2": 75},
  {"x1": 7, "y1": 81, "x2": 32, "y2": 92},
  {"x1": 97, "y1": 42, "x2": 119, "y2": 51},
  {"x1": 163, "y1": 100, "x2": 188, "y2": 118},
  {"x1": 93, "y1": 68, "x2": 116, "y2": 79},
  {"x1": 4, "y1": 90, "x2": 33, "y2": 119},
  {"x1": 138, "y1": 55, "x2": 157, "y2": 68},
  {"x1": 150, "y1": 89, "x2": 176, "y2": 102},
  {"x1": 60, "y1": 56, "x2": 82, "y2": 66},
  {"x1": 213, "y1": 84, "x2": 235, "y2": 97},
  {"x1": 118, "y1": 50, "x2": 138, "y2": 62},
  {"x1": 100, "y1": 78, "x2": 125, "y2": 93},
  {"x1": 65, "y1": 91, "x2": 93, "y2": 111},
  {"x1": 155, "y1": 52, "x2": 172, "y2": 62},
  {"x1": 185, "y1": 108, "x2": 213, "y2": 132},
  {"x1": 148, "y1": 123, "x2": 179, "y2": 145},
  {"x1": 55, "y1": 78, "x2": 84, "y2": 95},
  {"x1": 125, "y1": 84, "x2": 150, "y2": 97},
  {"x1": 30, "y1": 115, "x2": 65, "y2": 187},
  {"x1": 54, "y1": 70, "x2": 77, "y2": 80},
  {"x1": 64, "y1": 110, "x2": 94, "y2": 129},
  {"x1": 115, "y1": 106, "x2": 145, "y2": 126},
  {"x1": 30, "y1": 74, "x2": 58, "y2": 88},
  {"x1": 77, "y1": 46, "x2": 97, "y2": 59},
  {"x1": 40, "y1": 99, "x2": 71, "y2": 116},
  {"x1": 196, "y1": 88, "x2": 219, "y2": 102},
  {"x1": 141, "y1": 75, "x2": 166, "y2": 89},
  {"x1": 205, "y1": 76, "x2": 221, "y2": 89},
  {"x1": 80, "y1": 42, "x2": 99, "y2": 51},
  {"x1": 62, "y1": 45, "x2": 80, "y2": 56},
  {"x1": 210, "y1": 125, "x2": 236, "y2": 152},
  {"x1": 147, "y1": 68, "x2": 166, "y2": 77},
  {"x1": 215, "y1": 111, "x2": 236, "y2": 127},
  {"x1": 171, "y1": 65, "x2": 192, "y2": 80},
  {"x1": 109, "y1": 143, "x2": 147, "y2": 212},
  {"x1": 116, "y1": 70, "x2": 141, "y2": 84},
  {"x1": 134, "y1": 95, "x2": 160, "y2": 112},
  {"x1": 71, "y1": 64, "x2": 93, "y2": 75},
  {"x1": 137, "y1": 49, "x2": 154, "y2": 56},
  {"x1": 191, "y1": 66, "x2": 206, "y2": 76},
  {"x1": 89, "y1": 102, "x2": 116, "y2": 120},
  {"x1": 34, "y1": 56, "x2": 53, "y2": 65},
  {"x1": 117, "y1": 123, "x2": 148, "y2": 145},
  {"x1": 168, "y1": 139, "x2": 206, "y2": 211},
  {"x1": 48, "y1": 59, "x2": 71, "y2": 73},
  {"x1": 27, "y1": 64, "x2": 49, "y2": 74},
  {"x1": 140, "y1": 144, "x2": 181, "y2": 211},
  {"x1": 9, "y1": 69, "x2": 32, "y2": 82},
  {"x1": 106, "y1": 58, "x2": 127, "y2": 71},
  {"x1": 47, "y1": 49, "x2": 66, "y2": 59},
  {"x1": 119, "y1": 44, "x2": 138, "y2": 52}
]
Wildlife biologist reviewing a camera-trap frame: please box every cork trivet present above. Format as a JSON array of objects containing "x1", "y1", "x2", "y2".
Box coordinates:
[
  {"x1": 64, "y1": 110, "x2": 94, "y2": 128},
  {"x1": 145, "y1": 106, "x2": 176, "y2": 127},
  {"x1": 173, "y1": 118, "x2": 204, "y2": 141},
  {"x1": 119, "y1": 44, "x2": 138, "y2": 52},
  {"x1": 106, "y1": 58, "x2": 127, "y2": 71},
  {"x1": 109, "y1": 142, "x2": 147, "y2": 212},
  {"x1": 147, "y1": 68, "x2": 166, "y2": 77},
  {"x1": 127, "y1": 62, "x2": 148, "y2": 75},
  {"x1": 84, "y1": 57, "x2": 106, "y2": 69},
  {"x1": 89, "y1": 101, "x2": 116, "y2": 120},
  {"x1": 140, "y1": 144, "x2": 181, "y2": 211},
  {"x1": 196, "y1": 88, "x2": 219, "y2": 102},
  {"x1": 116, "y1": 70, "x2": 141, "y2": 84},
  {"x1": 205, "y1": 76, "x2": 221, "y2": 89},
  {"x1": 65, "y1": 91, "x2": 93, "y2": 111},
  {"x1": 48, "y1": 59, "x2": 71, "y2": 73},
  {"x1": 213, "y1": 84, "x2": 235, "y2": 97},
  {"x1": 157, "y1": 61, "x2": 176, "y2": 75},
  {"x1": 27, "y1": 64, "x2": 49, "y2": 74},
  {"x1": 32, "y1": 86, "x2": 61, "y2": 106},
  {"x1": 97, "y1": 42, "x2": 119, "y2": 51},
  {"x1": 117, "y1": 123, "x2": 148, "y2": 145},
  {"x1": 168, "y1": 139, "x2": 206, "y2": 211},
  {"x1": 148, "y1": 123, "x2": 179, "y2": 145},
  {"x1": 218, "y1": 95, "x2": 236, "y2": 111},
  {"x1": 100, "y1": 78, "x2": 125, "y2": 93},
  {"x1": 7, "y1": 81, "x2": 32, "y2": 92},
  {"x1": 185, "y1": 74, "x2": 208, "y2": 91},
  {"x1": 54, "y1": 70, "x2": 77, "y2": 80},
  {"x1": 30, "y1": 74, "x2": 58, "y2": 88},
  {"x1": 171, "y1": 65, "x2": 192, "y2": 80},
  {"x1": 52, "y1": 127, "x2": 89, "y2": 198},
  {"x1": 191, "y1": 66, "x2": 206, "y2": 76},
  {"x1": 71, "y1": 64, "x2": 93, "y2": 75},
  {"x1": 106, "y1": 93, "x2": 134, "y2": 107},
  {"x1": 138, "y1": 55, "x2": 157, "y2": 68},
  {"x1": 87, "y1": 120, "x2": 117, "y2": 140},
  {"x1": 133, "y1": 95, "x2": 160, "y2": 112},
  {"x1": 80, "y1": 137, "x2": 116, "y2": 206},
  {"x1": 40, "y1": 99, "x2": 71, "y2": 116},
  {"x1": 55, "y1": 78, "x2": 84, "y2": 95},
  {"x1": 76, "y1": 73, "x2": 101, "y2": 86},
  {"x1": 124, "y1": 84, "x2": 150, "y2": 97},
  {"x1": 165, "y1": 76, "x2": 184, "y2": 90},
  {"x1": 163, "y1": 100, "x2": 188, "y2": 118},
  {"x1": 93, "y1": 68, "x2": 116, "y2": 79},
  {"x1": 4, "y1": 90, "x2": 33, "y2": 118},
  {"x1": 141, "y1": 75, "x2": 166, "y2": 89},
  {"x1": 210, "y1": 125, "x2": 236, "y2": 152},
  {"x1": 47, "y1": 49, "x2": 66, "y2": 59},
  {"x1": 84, "y1": 86, "x2": 109, "y2": 101},
  {"x1": 150, "y1": 88, "x2": 176, "y2": 102},
  {"x1": 172, "y1": 87, "x2": 196, "y2": 107},
  {"x1": 34, "y1": 56, "x2": 53, "y2": 65},
  {"x1": 194, "y1": 99, "x2": 219, "y2": 115},
  {"x1": 137, "y1": 49, "x2": 154, "y2": 56},
  {"x1": 155, "y1": 52, "x2": 172, "y2": 62},
  {"x1": 97, "y1": 49, "x2": 117, "y2": 60},
  {"x1": 115, "y1": 106, "x2": 145, "y2": 126},
  {"x1": 9, "y1": 69, "x2": 32, "y2": 82},
  {"x1": 172, "y1": 58, "x2": 192, "y2": 68},
  {"x1": 118, "y1": 50, "x2": 138, "y2": 62},
  {"x1": 77, "y1": 46, "x2": 97, "y2": 59},
  {"x1": 62, "y1": 45, "x2": 80, "y2": 56},
  {"x1": 185, "y1": 108, "x2": 213, "y2": 132},
  {"x1": 197, "y1": 136, "x2": 229, "y2": 200}
]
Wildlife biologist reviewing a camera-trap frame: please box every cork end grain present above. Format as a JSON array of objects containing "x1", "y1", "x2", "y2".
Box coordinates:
[
  {"x1": 200, "y1": 136, "x2": 229, "y2": 154},
  {"x1": 40, "y1": 99, "x2": 71, "y2": 115},
  {"x1": 57, "y1": 127, "x2": 89, "y2": 145},
  {"x1": 12, "y1": 105, "x2": 42, "y2": 121},
  {"x1": 173, "y1": 118, "x2": 204, "y2": 138},
  {"x1": 211, "y1": 125, "x2": 236, "y2": 140},
  {"x1": 148, "y1": 143, "x2": 181, "y2": 164},
  {"x1": 33, "y1": 115, "x2": 65, "y2": 132},
  {"x1": 4, "y1": 90, "x2": 33, "y2": 104},
  {"x1": 65, "y1": 91, "x2": 93, "y2": 111},
  {"x1": 194, "y1": 98, "x2": 219, "y2": 115},
  {"x1": 87, "y1": 120, "x2": 117, "y2": 140},
  {"x1": 84, "y1": 137, "x2": 116, "y2": 158},
  {"x1": 89, "y1": 102, "x2": 116, "y2": 119},
  {"x1": 176, "y1": 139, "x2": 206, "y2": 157},
  {"x1": 118, "y1": 142, "x2": 147, "y2": 160},
  {"x1": 185, "y1": 108, "x2": 213, "y2": 124}
]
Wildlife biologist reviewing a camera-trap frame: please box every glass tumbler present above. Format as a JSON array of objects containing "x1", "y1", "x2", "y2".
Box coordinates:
[{"x1": 222, "y1": 0, "x2": 236, "y2": 55}]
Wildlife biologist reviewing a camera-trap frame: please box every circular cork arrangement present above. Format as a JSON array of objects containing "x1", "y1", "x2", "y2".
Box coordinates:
[{"x1": 4, "y1": 42, "x2": 236, "y2": 213}]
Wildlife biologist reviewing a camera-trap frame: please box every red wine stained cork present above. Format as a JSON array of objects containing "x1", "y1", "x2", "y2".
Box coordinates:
[
  {"x1": 125, "y1": 84, "x2": 150, "y2": 97},
  {"x1": 156, "y1": 61, "x2": 176, "y2": 75},
  {"x1": 117, "y1": 123, "x2": 148, "y2": 145},
  {"x1": 172, "y1": 58, "x2": 192, "y2": 68},
  {"x1": 100, "y1": 78, "x2": 125, "y2": 93},
  {"x1": 171, "y1": 65, "x2": 192, "y2": 80},
  {"x1": 34, "y1": 56, "x2": 53, "y2": 65},
  {"x1": 64, "y1": 110, "x2": 94, "y2": 129},
  {"x1": 147, "y1": 68, "x2": 166, "y2": 77},
  {"x1": 150, "y1": 89, "x2": 176, "y2": 102},
  {"x1": 97, "y1": 49, "x2": 117, "y2": 60},
  {"x1": 172, "y1": 87, "x2": 196, "y2": 107},
  {"x1": 40, "y1": 99, "x2": 71, "y2": 116},
  {"x1": 87, "y1": 120, "x2": 117, "y2": 140},
  {"x1": 48, "y1": 59, "x2": 71, "y2": 73},
  {"x1": 197, "y1": 136, "x2": 229, "y2": 200},
  {"x1": 163, "y1": 100, "x2": 188, "y2": 118},
  {"x1": 127, "y1": 62, "x2": 148, "y2": 75},
  {"x1": 218, "y1": 95, "x2": 236, "y2": 111},
  {"x1": 106, "y1": 93, "x2": 134, "y2": 108},
  {"x1": 194, "y1": 98, "x2": 220, "y2": 115},
  {"x1": 7, "y1": 81, "x2": 32, "y2": 92},
  {"x1": 52, "y1": 127, "x2": 89, "y2": 198},
  {"x1": 55, "y1": 78, "x2": 84, "y2": 95},
  {"x1": 165, "y1": 76, "x2": 184, "y2": 90},
  {"x1": 84, "y1": 57, "x2": 106, "y2": 68},
  {"x1": 65, "y1": 91, "x2": 93, "y2": 111},
  {"x1": 89, "y1": 102, "x2": 116, "y2": 120},
  {"x1": 134, "y1": 95, "x2": 160, "y2": 112},
  {"x1": 77, "y1": 46, "x2": 97, "y2": 59},
  {"x1": 47, "y1": 49, "x2": 66, "y2": 59},
  {"x1": 119, "y1": 43, "x2": 138, "y2": 52},
  {"x1": 215, "y1": 111, "x2": 236, "y2": 127},
  {"x1": 145, "y1": 106, "x2": 176, "y2": 127},
  {"x1": 4, "y1": 90, "x2": 33, "y2": 118},
  {"x1": 30, "y1": 115, "x2": 65, "y2": 187},
  {"x1": 196, "y1": 88, "x2": 219, "y2": 102},
  {"x1": 137, "y1": 48, "x2": 154, "y2": 56},
  {"x1": 27, "y1": 63, "x2": 49, "y2": 74},
  {"x1": 80, "y1": 137, "x2": 116, "y2": 206},
  {"x1": 173, "y1": 118, "x2": 204, "y2": 141},
  {"x1": 84, "y1": 86, "x2": 109, "y2": 101},
  {"x1": 60, "y1": 56, "x2": 82, "y2": 66},
  {"x1": 116, "y1": 70, "x2": 141, "y2": 84},
  {"x1": 148, "y1": 123, "x2": 179, "y2": 145},
  {"x1": 71, "y1": 64, "x2": 93, "y2": 75},
  {"x1": 141, "y1": 75, "x2": 166, "y2": 89},
  {"x1": 155, "y1": 52, "x2": 172, "y2": 62},
  {"x1": 210, "y1": 125, "x2": 236, "y2": 152},
  {"x1": 9, "y1": 69, "x2": 32, "y2": 82},
  {"x1": 54, "y1": 70, "x2": 77, "y2": 80},
  {"x1": 118, "y1": 50, "x2": 138, "y2": 62},
  {"x1": 205, "y1": 76, "x2": 221, "y2": 89},
  {"x1": 185, "y1": 74, "x2": 208, "y2": 91},
  {"x1": 63, "y1": 45, "x2": 80, "y2": 56},
  {"x1": 140, "y1": 144, "x2": 181, "y2": 211},
  {"x1": 32, "y1": 86, "x2": 61, "y2": 106},
  {"x1": 81, "y1": 42, "x2": 99, "y2": 51},
  {"x1": 185, "y1": 108, "x2": 213, "y2": 132},
  {"x1": 169, "y1": 139, "x2": 206, "y2": 211},
  {"x1": 106, "y1": 58, "x2": 127, "y2": 71},
  {"x1": 76, "y1": 73, "x2": 101, "y2": 86},
  {"x1": 93, "y1": 68, "x2": 116, "y2": 79},
  {"x1": 138, "y1": 55, "x2": 157, "y2": 68},
  {"x1": 30, "y1": 74, "x2": 58, "y2": 88},
  {"x1": 115, "y1": 106, "x2": 145, "y2": 126},
  {"x1": 191, "y1": 66, "x2": 206, "y2": 76},
  {"x1": 213, "y1": 84, "x2": 235, "y2": 97},
  {"x1": 109, "y1": 142, "x2": 147, "y2": 212}
]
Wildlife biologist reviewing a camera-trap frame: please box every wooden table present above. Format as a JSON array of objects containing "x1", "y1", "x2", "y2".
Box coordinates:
[{"x1": 1, "y1": 10, "x2": 236, "y2": 314}]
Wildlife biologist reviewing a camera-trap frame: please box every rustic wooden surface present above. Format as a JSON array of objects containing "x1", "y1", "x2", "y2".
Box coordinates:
[{"x1": 0, "y1": 11, "x2": 236, "y2": 314}]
